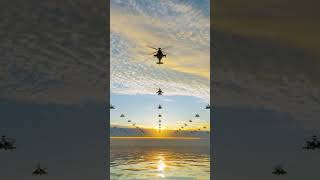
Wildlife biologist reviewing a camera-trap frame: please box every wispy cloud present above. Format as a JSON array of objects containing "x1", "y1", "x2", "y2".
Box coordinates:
[{"x1": 110, "y1": 0, "x2": 210, "y2": 102}]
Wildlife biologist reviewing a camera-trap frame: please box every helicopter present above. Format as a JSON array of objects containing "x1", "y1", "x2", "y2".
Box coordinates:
[
  {"x1": 110, "y1": 104, "x2": 115, "y2": 109},
  {"x1": 272, "y1": 165, "x2": 287, "y2": 175},
  {"x1": 128, "y1": 120, "x2": 131, "y2": 123},
  {"x1": 158, "y1": 104, "x2": 162, "y2": 109},
  {"x1": 32, "y1": 163, "x2": 47, "y2": 176},
  {"x1": 120, "y1": 114, "x2": 125, "y2": 118},
  {"x1": 195, "y1": 114, "x2": 200, "y2": 118},
  {"x1": 157, "y1": 88, "x2": 163, "y2": 95},
  {"x1": 0, "y1": 135, "x2": 16, "y2": 151},
  {"x1": 189, "y1": 120, "x2": 192, "y2": 123},
  {"x1": 184, "y1": 123, "x2": 188, "y2": 126},
  {"x1": 303, "y1": 135, "x2": 320, "y2": 150},
  {"x1": 159, "y1": 120, "x2": 161, "y2": 123},
  {"x1": 147, "y1": 45, "x2": 168, "y2": 64},
  {"x1": 158, "y1": 114, "x2": 162, "y2": 118},
  {"x1": 205, "y1": 104, "x2": 210, "y2": 109}
]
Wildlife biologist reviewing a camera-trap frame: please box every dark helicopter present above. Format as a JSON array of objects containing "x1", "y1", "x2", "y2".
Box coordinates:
[
  {"x1": 128, "y1": 120, "x2": 131, "y2": 123},
  {"x1": 120, "y1": 114, "x2": 125, "y2": 118},
  {"x1": 110, "y1": 104, "x2": 115, "y2": 109},
  {"x1": 158, "y1": 104, "x2": 162, "y2": 109},
  {"x1": 32, "y1": 163, "x2": 47, "y2": 176},
  {"x1": 158, "y1": 114, "x2": 162, "y2": 118},
  {"x1": 195, "y1": 114, "x2": 200, "y2": 118},
  {"x1": 272, "y1": 165, "x2": 287, "y2": 175},
  {"x1": 157, "y1": 88, "x2": 163, "y2": 95},
  {"x1": 205, "y1": 104, "x2": 210, "y2": 109},
  {"x1": 0, "y1": 135, "x2": 16, "y2": 151},
  {"x1": 159, "y1": 120, "x2": 161, "y2": 123},
  {"x1": 184, "y1": 123, "x2": 188, "y2": 126},
  {"x1": 303, "y1": 135, "x2": 320, "y2": 150},
  {"x1": 189, "y1": 120, "x2": 192, "y2": 123},
  {"x1": 147, "y1": 46, "x2": 169, "y2": 64}
]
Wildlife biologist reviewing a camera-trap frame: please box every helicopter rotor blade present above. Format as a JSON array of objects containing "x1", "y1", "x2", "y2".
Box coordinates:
[
  {"x1": 149, "y1": 51, "x2": 157, "y2": 55},
  {"x1": 146, "y1": 45, "x2": 158, "y2": 50},
  {"x1": 162, "y1": 46, "x2": 172, "y2": 50}
]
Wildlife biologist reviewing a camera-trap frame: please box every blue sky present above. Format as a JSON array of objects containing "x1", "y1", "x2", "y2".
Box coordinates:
[{"x1": 110, "y1": 0, "x2": 210, "y2": 132}]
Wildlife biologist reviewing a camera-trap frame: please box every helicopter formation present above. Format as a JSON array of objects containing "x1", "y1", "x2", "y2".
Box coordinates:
[
  {"x1": 0, "y1": 133, "x2": 47, "y2": 176},
  {"x1": 110, "y1": 45, "x2": 210, "y2": 135}
]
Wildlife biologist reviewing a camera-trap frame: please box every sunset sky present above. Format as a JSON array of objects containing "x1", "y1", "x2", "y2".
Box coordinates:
[{"x1": 110, "y1": 0, "x2": 210, "y2": 132}]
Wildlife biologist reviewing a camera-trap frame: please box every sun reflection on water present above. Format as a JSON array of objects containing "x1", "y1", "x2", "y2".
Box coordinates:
[{"x1": 157, "y1": 156, "x2": 166, "y2": 178}]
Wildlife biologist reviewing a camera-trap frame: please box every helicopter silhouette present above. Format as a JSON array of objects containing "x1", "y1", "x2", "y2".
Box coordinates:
[
  {"x1": 272, "y1": 165, "x2": 287, "y2": 175},
  {"x1": 158, "y1": 104, "x2": 162, "y2": 109},
  {"x1": 32, "y1": 163, "x2": 47, "y2": 176},
  {"x1": 205, "y1": 104, "x2": 210, "y2": 109},
  {"x1": 189, "y1": 120, "x2": 192, "y2": 122},
  {"x1": 120, "y1": 114, "x2": 125, "y2": 118},
  {"x1": 128, "y1": 120, "x2": 131, "y2": 123},
  {"x1": 0, "y1": 135, "x2": 16, "y2": 151},
  {"x1": 158, "y1": 114, "x2": 162, "y2": 118},
  {"x1": 147, "y1": 46, "x2": 168, "y2": 64},
  {"x1": 303, "y1": 135, "x2": 320, "y2": 150},
  {"x1": 195, "y1": 114, "x2": 200, "y2": 118},
  {"x1": 110, "y1": 104, "x2": 115, "y2": 109},
  {"x1": 157, "y1": 88, "x2": 163, "y2": 95}
]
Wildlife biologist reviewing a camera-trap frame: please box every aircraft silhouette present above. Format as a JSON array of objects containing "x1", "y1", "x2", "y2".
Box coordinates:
[
  {"x1": 32, "y1": 163, "x2": 47, "y2": 176},
  {"x1": 272, "y1": 165, "x2": 287, "y2": 175},
  {"x1": 147, "y1": 46, "x2": 168, "y2": 64},
  {"x1": 157, "y1": 88, "x2": 163, "y2": 95},
  {"x1": 110, "y1": 104, "x2": 115, "y2": 109},
  {"x1": 195, "y1": 114, "x2": 200, "y2": 118},
  {"x1": 189, "y1": 120, "x2": 192, "y2": 122},
  {"x1": 159, "y1": 120, "x2": 161, "y2": 122},
  {"x1": 158, "y1": 114, "x2": 162, "y2": 118},
  {"x1": 128, "y1": 120, "x2": 131, "y2": 123},
  {"x1": 184, "y1": 123, "x2": 188, "y2": 126},
  {"x1": 303, "y1": 135, "x2": 320, "y2": 150},
  {"x1": 0, "y1": 135, "x2": 16, "y2": 151},
  {"x1": 120, "y1": 114, "x2": 125, "y2": 118},
  {"x1": 205, "y1": 104, "x2": 210, "y2": 109},
  {"x1": 158, "y1": 104, "x2": 162, "y2": 109}
]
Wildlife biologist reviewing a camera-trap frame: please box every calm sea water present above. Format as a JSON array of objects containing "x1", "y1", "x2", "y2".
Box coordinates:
[{"x1": 110, "y1": 138, "x2": 210, "y2": 180}]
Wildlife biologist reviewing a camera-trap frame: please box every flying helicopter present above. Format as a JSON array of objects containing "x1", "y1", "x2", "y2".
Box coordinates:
[
  {"x1": 0, "y1": 135, "x2": 16, "y2": 151},
  {"x1": 303, "y1": 135, "x2": 320, "y2": 150},
  {"x1": 32, "y1": 163, "x2": 47, "y2": 176},
  {"x1": 272, "y1": 165, "x2": 287, "y2": 175},
  {"x1": 195, "y1": 114, "x2": 200, "y2": 118},
  {"x1": 120, "y1": 114, "x2": 125, "y2": 118},
  {"x1": 189, "y1": 120, "x2": 192, "y2": 123},
  {"x1": 184, "y1": 123, "x2": 188, "y2": 126},
  {"x1": 159, "y1": 120, "x2": 161, "y2": 123},
  {"x1": 147, "y1": 45, "x2": 169, "y2": 64},
  {"x1": 110, "y1": 104, "x2": 115, "y2": 109},
  {"x1": 128, "y1": 120, "x2": 131, "y2": 123},
  {"x1": 157, "y1": 88, "x2": 163, "y2": 95},
  {"x1": 158, "y1": 114, "x2": 162, "y2": 118},
  {"x1": 205, "y1": 104, "x2": 210, "y2": 109},
  {"x1": 158, "y1": 104, "x2": 162, "y2": 109}
]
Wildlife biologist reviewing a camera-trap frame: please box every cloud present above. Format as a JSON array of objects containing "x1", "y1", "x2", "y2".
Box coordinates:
[{"x1": 110, "y1": 0, "x2": 210, "y2": 102}]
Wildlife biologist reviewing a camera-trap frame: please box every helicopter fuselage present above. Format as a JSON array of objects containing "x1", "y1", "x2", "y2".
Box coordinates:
[{"x1": 154, "y1": 50, "x2": 166, "y2": 63}]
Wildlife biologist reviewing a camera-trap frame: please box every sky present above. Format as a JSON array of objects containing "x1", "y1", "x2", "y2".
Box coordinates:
[{"x1": 110, "y1": 0, "x2": 210, "y2": 133}]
